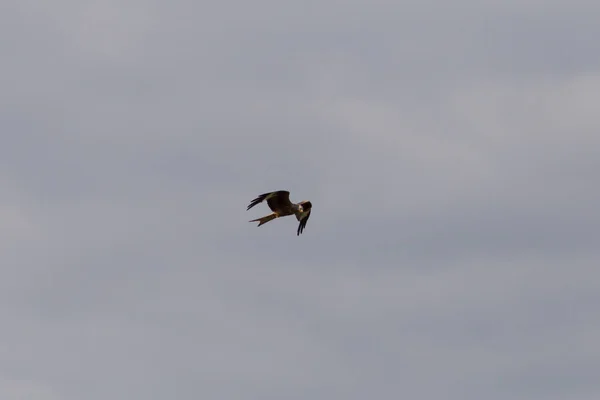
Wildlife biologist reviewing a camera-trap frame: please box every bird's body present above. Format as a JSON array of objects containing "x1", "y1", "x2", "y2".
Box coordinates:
[{"x1": 246, "y1": 190, "x2": 312, "y2": 235}]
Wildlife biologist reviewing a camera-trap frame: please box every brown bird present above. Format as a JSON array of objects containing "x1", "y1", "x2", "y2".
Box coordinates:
[{"x1": 247, "y1": 190, "x2": 312, "y2": 235}]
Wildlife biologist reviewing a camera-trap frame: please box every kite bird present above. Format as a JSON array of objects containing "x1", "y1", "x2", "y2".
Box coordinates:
[{"x1": 247, "y1": 190, "x2": 312, "y2": 235}]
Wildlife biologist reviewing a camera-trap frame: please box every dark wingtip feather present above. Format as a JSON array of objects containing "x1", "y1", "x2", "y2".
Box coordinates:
[{"x1": 246, "y1": 193, "x2": 268, "y2": 210}]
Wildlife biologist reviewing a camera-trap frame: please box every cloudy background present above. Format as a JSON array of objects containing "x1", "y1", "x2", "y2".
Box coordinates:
[{"x1": 2, "y1": 0, "x2": 600, "y2": 399}]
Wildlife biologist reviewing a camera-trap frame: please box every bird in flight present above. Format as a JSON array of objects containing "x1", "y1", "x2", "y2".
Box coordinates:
[{"x1": 247, "y1": 190, "x2": 312, "y2": 235}]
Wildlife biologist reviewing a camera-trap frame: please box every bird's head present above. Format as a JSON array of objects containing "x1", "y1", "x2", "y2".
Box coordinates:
[{"x1": 298, "y1": 201, "x2": 312, "y2": 212}]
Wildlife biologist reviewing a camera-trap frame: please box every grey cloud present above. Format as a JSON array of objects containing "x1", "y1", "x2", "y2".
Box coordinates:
[{"x1": 2, "y1": 0, "x2": 600, "y2": 399}]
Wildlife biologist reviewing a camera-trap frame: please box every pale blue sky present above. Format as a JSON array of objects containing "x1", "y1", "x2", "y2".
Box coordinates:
[{"x1": 2, "y1": 1, "x2": 599, "y2": 399}]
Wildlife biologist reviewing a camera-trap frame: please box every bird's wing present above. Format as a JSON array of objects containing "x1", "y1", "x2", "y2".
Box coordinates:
[
  {"x1": 297, "y1": 209, "x2": 311, "y2": 235},
  {"x1": 246, "y1": 190, "x2": 292, "y2": 212}
]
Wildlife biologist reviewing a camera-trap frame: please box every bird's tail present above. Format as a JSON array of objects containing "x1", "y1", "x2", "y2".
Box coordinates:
[{"x1": 249, "y1": 213, "x2": 277, "y2": 227}]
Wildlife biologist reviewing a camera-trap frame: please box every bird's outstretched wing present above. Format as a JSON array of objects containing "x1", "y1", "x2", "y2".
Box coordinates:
[
  {"x1": 296, "y1": 201, "x2": 312, "y2": 235},
  {"x1": 246, "y1": 190, "x2": 292, "y2": 212},
  {"x1": 297, "y1": 210, "x2": 310, "y2": 235}
]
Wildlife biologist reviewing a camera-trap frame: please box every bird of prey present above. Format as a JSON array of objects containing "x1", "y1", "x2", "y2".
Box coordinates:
[{"x1": 247, "y1": 190, "x2": 312, "y2": 235}]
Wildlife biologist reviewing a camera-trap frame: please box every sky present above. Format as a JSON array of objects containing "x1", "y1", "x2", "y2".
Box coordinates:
[{"x1": 2, "y1": 1, "x2": 600, "y2": 399}]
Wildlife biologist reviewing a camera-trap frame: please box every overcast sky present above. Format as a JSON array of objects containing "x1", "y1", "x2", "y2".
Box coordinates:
[{"x1": 2, "y1": 1, "x2": 600, "y2": 399}]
